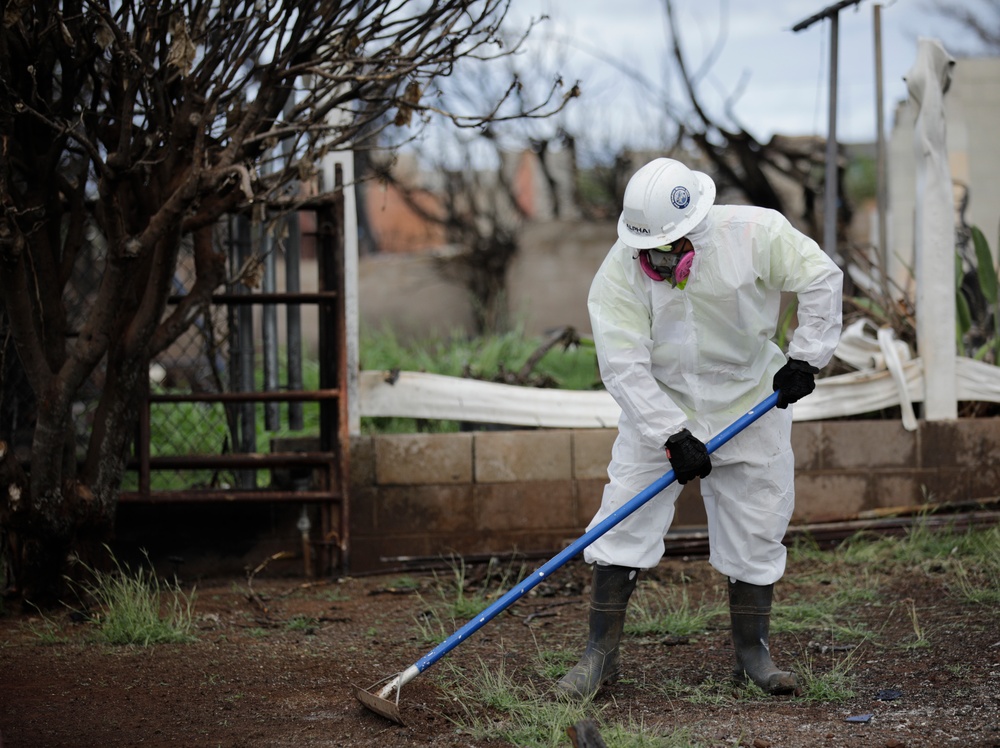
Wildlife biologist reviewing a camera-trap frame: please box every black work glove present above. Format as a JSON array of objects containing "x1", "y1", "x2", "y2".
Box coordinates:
[
  {"x1": 772, "y1": 358, "x2": 820, "y2": 408},
  {"x1": 664, "y1": 429, "x2": 712, "y2": 485}
]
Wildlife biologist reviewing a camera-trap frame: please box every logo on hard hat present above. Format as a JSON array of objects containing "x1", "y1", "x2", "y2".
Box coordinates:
[
  {"x1": 670, "y1": 186, "x2": 691, "y2": 210},
  {"x1": 625, "y1": 222, "x2": 650, "y2": 236}
]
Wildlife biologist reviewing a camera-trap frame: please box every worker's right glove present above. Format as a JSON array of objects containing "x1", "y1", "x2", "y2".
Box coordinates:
[
  {"x1": 665, "y1": 429, "x2": 712, "y2": 485},
  {"x1": 772, "y1": 358, "x2": 820, "y2": 408}
]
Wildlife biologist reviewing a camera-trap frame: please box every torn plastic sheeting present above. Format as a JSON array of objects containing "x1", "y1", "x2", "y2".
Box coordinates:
[
  {"x1": 877, "y1": 326, "x2": 917, "y2": 431},
  {"x1": 360, "y1": 365, "x2": 925, "y2": 428},
  {"x1": 359, "y1": 370, "x2": 621, "y2": 428},
  {"x1": 834, "y1": 318, "x2": 912, "y2": 371},
  {"x1": 957, "y1": 357, "x2": 1000, "y2": 401},
  {"x1": 359, "y1": 355, "x2": 1000, "y2": 428}
]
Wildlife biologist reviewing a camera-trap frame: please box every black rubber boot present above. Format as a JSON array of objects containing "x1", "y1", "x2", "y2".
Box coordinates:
[
  {"x1": 728, "y1": 579, "x2": 800, "y2": 695},
  {"x1": 556, "y1": 564, "x2": 638, "y2": 699}
]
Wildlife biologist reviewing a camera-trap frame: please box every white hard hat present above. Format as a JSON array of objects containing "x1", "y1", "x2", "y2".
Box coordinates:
[{"x1": 617, "y1": 158, "x2": 716, "y2": 249}]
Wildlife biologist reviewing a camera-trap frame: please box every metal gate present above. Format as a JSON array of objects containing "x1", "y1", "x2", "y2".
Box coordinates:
[{"x1": 120, "y1": 194, "x2": 351, "y2": 575}]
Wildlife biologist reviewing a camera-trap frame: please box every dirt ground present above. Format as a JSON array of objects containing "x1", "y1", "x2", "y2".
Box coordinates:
[{"x1": 1, "y1": 545, "x2": 998, "y2": 748}]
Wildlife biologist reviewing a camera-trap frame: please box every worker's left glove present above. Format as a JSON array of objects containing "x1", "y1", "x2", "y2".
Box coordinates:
[
  {"x1": 772, "y1": 358, "x2": 820, "y2": 408},
  {"x1": 665, "y1": 429, "x2": 712, "y2": 485}
]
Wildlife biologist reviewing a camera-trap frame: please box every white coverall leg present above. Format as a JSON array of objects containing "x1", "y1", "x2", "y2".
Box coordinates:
[{"x1": 583, "y1": 406, "x2": 793, "y2": 586}]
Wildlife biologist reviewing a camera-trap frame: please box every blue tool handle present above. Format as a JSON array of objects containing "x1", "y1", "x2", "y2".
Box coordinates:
[{"x1": 413, "y1": 390, "x2": 780, "y2": 674}]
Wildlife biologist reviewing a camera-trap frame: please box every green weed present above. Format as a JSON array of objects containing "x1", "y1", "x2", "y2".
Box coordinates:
[
  {"x1": 71, "y1": 550, "x2": 196, "y2": 646},
  {"x1": 24, "y1": 611, "x2": 68, "y2": 645},
  {"x1": 427, "y1": 555, "x2": 527, "y2": 624},
  {"x1": 285, "y1": 615, "x2": 318, "y2": 632},
  {"x1": 535, "y1": 649, "x2": 576, "y2": 680},
  {"x1": 772, "y1": 599, "x2": 870, "y2": 641},
  {"x1": 794, "y1": 651, "x2": 858, "y2": 702},
  {"x1": 437, "y1": 655, "x2": 708, "y2": 747},
  {"x1": 625, "y1": 583, "x2": 724, "y2": 638},
  {"x1": 898, "y1": 598, "x2": 931, "y2": 650}
]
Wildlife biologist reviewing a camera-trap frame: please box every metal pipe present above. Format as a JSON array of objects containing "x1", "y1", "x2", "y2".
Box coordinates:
[
  {"x1": 874, "y1": 3, "x2": 890, "y2": 273},
  {"x1": 119, "y1": 489, "x2": 336, "y2": 504},
  {"x1": 149, "y1": 389, "x2": 340, "y2": 404},
  {"x1": 167, "y1": 291, "x2": 339, "y2": 305},
  {"x1": 286, "y1": 215, "x2": 304, "y2": 429},
  {"x1": 263, "y1": 215, "x2": 280, "y2": 430},
  {"x1": 127, "y1": 452, "x2": 342, "y2": 469},
  {"x1": 791, "y1": 0, "x2": 867, "y2": 262},
  {"x1": 236, "y1": 214, "x2": 257, "y2": 487},
  {"x1": 824, "y1": 11, "x2": 840, "y2": 260}
]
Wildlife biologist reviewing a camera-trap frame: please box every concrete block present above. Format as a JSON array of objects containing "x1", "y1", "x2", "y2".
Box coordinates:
[
  {"x1": 919, "y1": 469, "x2": 972, "y2": 505},
  {"x1": 870, "y1": 469, "x2": 973, "y2": 509},
  {"x1": 474, "y1": 430, "x2": 572, "y2": 482},
  {"x1": 790, "y1": 422, "x2": 822, "y2": 471},
  {"x1": 472, "y1": 530, "x2": 578, "y2": 558},
  {"x1": 374, "y1": 432, "x2": 472, "y2": 485},
  {"x1": 349, "y1": 485, "x2": 378, "y2": 534},
  {"x1": 792, "y1": 473, "x2": 869, "y2": 523},
  {"x1": 349, "y1": 435, "x2": 375, "y2": 489},
  {"x1": 821, "y1": 420, "x2": 916, "y2": 469},
  {"x1": 573, "y1": 430, "x2": 616, "y2": 480},
  {"x1": 576, "y1": 479, "x2": 605, "y2": 527},
  {"x1": 474, "y1": 480, "x2": 575, "y2": 532},
  {"x1": 922, "y1": 419, "x2": 1000, "y2": 469},
  {"x1": 376, "y1": 484, "x2": 474, "y2": 533},
  {"x1": 962, "y1": 463, "x2": 1000, "y2": 501}
]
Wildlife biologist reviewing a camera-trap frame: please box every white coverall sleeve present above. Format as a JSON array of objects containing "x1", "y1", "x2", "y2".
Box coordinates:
[
  {"x1": 761, "y1": 215, "x2": 844, "y2": 369},
  {"x1": 588, "y1": 252, "x2": 690, "y2": 447}
]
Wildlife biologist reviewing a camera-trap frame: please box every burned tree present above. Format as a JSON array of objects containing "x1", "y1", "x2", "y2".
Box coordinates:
[{"x1": 0, "y1": 1, "x2": 575, "y2": 603}]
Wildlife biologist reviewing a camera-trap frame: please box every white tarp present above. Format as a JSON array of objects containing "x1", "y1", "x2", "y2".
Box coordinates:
[
  {"x1": 360, "y1": 317, "x2": 1000, "y2": 428},
  {"x1": 908, "y1": 38, "x2": 958, "y2": 420},
  {"x1": 360, "y1": 355, "x2": 1000, "y2": 428}
]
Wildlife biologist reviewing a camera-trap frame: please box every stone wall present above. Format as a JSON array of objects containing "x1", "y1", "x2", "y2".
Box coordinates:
[{"x1": 348, "y1": 418, "x2": 1000, "y2": 573}]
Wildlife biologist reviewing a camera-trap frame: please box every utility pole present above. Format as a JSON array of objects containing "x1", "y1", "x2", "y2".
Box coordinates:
[
  {"x1": 792, "y1": 0, "x2": 866, "y2": 262},
  {"x1": 873, "y1": 3, "x2": 889, "y2": 273}
]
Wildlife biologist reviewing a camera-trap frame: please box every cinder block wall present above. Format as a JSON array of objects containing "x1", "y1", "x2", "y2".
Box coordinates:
[{"x1": 349, "y1": 419, "x2": 1000, "y2": 573}]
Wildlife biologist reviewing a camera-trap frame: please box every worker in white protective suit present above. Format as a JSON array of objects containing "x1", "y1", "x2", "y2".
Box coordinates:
[{"x1": 557, "y1": 158, "x2": 843, "y2": 700}]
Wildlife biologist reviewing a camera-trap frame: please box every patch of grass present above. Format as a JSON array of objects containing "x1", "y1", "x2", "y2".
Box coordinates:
[
  {"x1": 772, "y1": 599, "x2": 871, "y2": 641},
  {"x1": 386, "y1": 576, "x2": 422, "y2": 592},
  {"x1": 285, "y1": 615, "x2": 318, "y2": 632},
  {"x1": 898, "y1": 598, "x2": 931, "y2": 650},
  {"x1": 437, "y1": 655, "x2": 709, "y2": 748},
  {"x1": 317, "y1": 589, "x2": 352, "y2": 602},
  {"x1": 535, "y1": 649, "x2": 576, "y2": 680},
  {"x1": 794, "y1": 651, "x2": 858, "y2": 702},
  {"x1": 625, "y1": 582, "x2": 724, "y2": 639},
  {"x1": 681, "y1": 678, "x2": 738, "y2": 706},
  {"x1": 952, "y1": 560, "x2": 1000, "y2": 605},
  {"x1": 426, "y1": 555, "x2": 527, "y2": 624},
  {"x1": 412, "y1": 607, "x2": 449, "y2": 645},
  {"x1": 24, "y1": 612, "x2": 69, "y2": 645},
  {"x1": 598, "y1": 719, "x2": 706, "y2": 747},
  {"x1": 835, "y1": 518, "x2": 1000, "y2": 576},
  {"x1": 652, "y1": 677, "x2": 694, "y2": 700},
  {"x1": 72, "y1": 550, "x2": 196, "y2": 646}
]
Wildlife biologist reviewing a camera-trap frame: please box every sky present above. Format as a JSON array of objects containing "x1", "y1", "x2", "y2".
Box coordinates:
[{"x1": 505, "y1": 0, "x2": 992, "y2": 147}]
